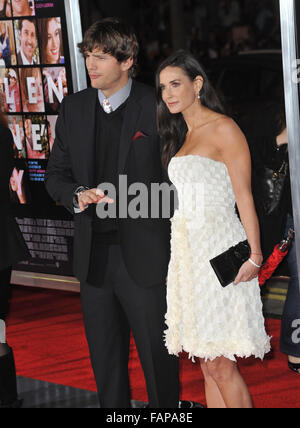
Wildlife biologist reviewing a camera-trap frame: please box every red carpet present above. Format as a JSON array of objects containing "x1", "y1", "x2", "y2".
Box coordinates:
[{"x1": 6, "y1": 286, "x2": 300, "y2": 408}]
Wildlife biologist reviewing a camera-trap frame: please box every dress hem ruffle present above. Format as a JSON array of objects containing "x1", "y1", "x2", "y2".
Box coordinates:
[{"x1": 164, "y1": 332, "x2": 272, "y2": 363}]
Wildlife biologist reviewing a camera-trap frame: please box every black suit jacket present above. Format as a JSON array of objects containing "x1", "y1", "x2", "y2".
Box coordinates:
[
  {"x1": 0, "y1": 125, "x2": 30, "y2": 271},
  {"x1": 45, "y1": 81, "x2": 173, "y2": 287}
]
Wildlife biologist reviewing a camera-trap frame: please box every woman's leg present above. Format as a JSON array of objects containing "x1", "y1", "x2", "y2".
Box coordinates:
[
  {"x1": 205, "y1": 357, "x2": 253, "y2": 409},
  {"x1": 200, "y1": 360, "x2": 227, "y2": 408}
]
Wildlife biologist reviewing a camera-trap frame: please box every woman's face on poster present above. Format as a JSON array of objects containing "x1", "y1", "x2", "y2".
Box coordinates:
[
  {"x1": 10, "y1": 75, "x2": 17, "y2": 87},
  {"x1": 25, "y1": 70, "x2": 44, "y2": 112},
  {"x1": 46, "y1": 19, "x2": 61, "y2": 64}
]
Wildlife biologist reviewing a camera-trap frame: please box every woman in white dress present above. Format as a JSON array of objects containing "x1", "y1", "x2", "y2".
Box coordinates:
[{"x1": 156, "y1": 50, "x2": 271, "y2": 409}]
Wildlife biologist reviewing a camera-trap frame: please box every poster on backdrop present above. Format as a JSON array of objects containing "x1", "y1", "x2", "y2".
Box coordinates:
[{"x1": 0, "y1": 0, "x2": 76, "y2": 276}]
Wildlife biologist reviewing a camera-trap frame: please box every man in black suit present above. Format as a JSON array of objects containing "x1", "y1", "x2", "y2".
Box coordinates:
[
  {"x1": 0, "y1": 114, "x2": 29, "y2": 408},
  {"x1": 45, "y1": 18, "x2": 179, "y2": 408}
]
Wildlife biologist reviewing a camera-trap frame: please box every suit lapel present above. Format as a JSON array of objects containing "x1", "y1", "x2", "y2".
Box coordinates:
[{"x1": 118, "y1": 81, "x2": 142, "y2": 173}]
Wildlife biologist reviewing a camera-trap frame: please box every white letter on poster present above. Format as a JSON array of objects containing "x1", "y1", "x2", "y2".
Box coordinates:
[
  {"x1": 27, "y1": 77, "x2": 37, "y2": 103},
  {"x1": 31, "y1": 124, "x2": 45, "y2": 151},
  {"x1": 47, "y1": 76, "x2": 63, "y2": 103}
]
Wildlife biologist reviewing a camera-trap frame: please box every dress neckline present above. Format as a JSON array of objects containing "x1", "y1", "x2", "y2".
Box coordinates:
[{"x1": 172, "y1": 154, "x2": 226, "y2": 167}]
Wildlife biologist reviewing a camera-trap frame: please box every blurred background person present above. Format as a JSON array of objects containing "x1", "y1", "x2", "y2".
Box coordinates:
[
  {"x1": 19, "y1": 67, "x2": 45, "y2": 112},
  {"x1": 244, "y1": 100, "x2": 300, "y2": 375},
  {"x1": 5, "y1": 69, "x2": 21, "y2": 113},
  {"x1": 9, "y1": 167, "x2": 28, "y2": 203},
  {"x1": 24, "y1": 117, "x2": 48, "y2": 159},
  {"x1": 43, "y1": 67, "x2": 67, "y2": 113},
  {"x1": 0, "y1": 0, "x2": 11, "y2": 18},
  {"x1": 46, "y1": 118, "x2": 55, "y2": 152},
  {"x1": 8, "y1": 116, "x2": 26, "y2": 158},
  {"x1": 0, "y1": 21, "x2": 11, "y2": 67},
  {"x1": 11, "y1": 0, "x2": 34, "y2": 17},
  {"x1": 0, "y1": 109, "x2": 30, "y2": 408},
  {"x1": 219, "y1": 0, "x2": 241, "y2": 28},
  {"x1": 38, "y1": 18, "x2": 64, "y2": 65}
]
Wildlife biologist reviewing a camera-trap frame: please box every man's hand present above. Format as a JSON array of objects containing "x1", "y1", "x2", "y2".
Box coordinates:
[{"x1": 78, "y1": 188, "x2": 114, "y2": 212}]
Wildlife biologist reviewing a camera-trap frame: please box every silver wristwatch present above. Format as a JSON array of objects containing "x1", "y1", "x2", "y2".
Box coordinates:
[{"x1": 73, "y1": 186, "x2": 90, "y2": 208}]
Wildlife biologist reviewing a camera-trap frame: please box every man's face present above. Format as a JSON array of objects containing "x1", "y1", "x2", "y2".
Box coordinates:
[
  {"x1": 12, "y1": 0, "x2": 29, "y2": 16},
  {"x1": 19, "y1": 20, "x2": 37, "y2": 62},
  {"x1": 85, "y1": 48, "x2": 131, "y2": 97}
]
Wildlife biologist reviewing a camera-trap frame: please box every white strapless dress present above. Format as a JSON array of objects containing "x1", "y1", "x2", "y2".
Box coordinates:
[{"x1": 165, "y1": 155, "x2": 271, "y2": 362}]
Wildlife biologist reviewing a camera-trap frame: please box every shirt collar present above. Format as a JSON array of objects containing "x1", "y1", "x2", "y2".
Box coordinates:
[
  {"x1": 20, "y1": 49, "x2": 34, "y2": 65},
  {"x1": 98, "y1": 78, "x2": 132, "y2": 112}
]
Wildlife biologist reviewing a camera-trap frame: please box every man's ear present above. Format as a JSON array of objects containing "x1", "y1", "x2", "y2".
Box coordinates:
[{"x1": 121, "y1": 57, "x2": 134, "y2": 72}]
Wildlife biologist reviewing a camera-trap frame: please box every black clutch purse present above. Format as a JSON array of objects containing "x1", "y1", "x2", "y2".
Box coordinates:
[{"x1": 210, "y1": 241, "x2": 251, "y2": 288}]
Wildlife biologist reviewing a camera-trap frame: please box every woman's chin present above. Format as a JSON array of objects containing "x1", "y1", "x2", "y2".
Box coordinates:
[{"x1": 168, "y1": 106, "x2": 182, "y2": 115}]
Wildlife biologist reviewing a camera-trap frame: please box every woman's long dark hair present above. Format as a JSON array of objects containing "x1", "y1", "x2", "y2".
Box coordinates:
[{"x1": 156, "y1": 50, "x2": 225, "y2": 169}]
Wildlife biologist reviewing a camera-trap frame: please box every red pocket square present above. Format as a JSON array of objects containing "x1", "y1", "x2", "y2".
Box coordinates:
[{"x1": 132, "y1": 131, "x2": 147, "y2": 142}]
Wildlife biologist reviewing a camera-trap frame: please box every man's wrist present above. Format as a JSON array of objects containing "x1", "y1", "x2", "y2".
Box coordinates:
[{"x1": 73, "y1": 186, "x2": 90, "y2": 209}]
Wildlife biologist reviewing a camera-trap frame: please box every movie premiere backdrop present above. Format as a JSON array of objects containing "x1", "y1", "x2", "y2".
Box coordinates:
[{"x1": 0, "y1": 0, "x2": 85, "y2": 279}]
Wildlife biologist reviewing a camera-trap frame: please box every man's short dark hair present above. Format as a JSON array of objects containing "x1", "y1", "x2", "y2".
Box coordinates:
[
  {"x1": 19, "y1": 18, "x2": 36, "y2": 33},
  {"x1": 78, "y1": 18, "x2": 139, "y2": 77}
]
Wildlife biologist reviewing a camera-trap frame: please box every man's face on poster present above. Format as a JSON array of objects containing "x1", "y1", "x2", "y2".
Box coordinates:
[
  {"x1": 12, "y1": 0, "x2": 30, "y2": 16},
  {"x1": 19, "y1": 20, "x2": 37, "y2": 63}
]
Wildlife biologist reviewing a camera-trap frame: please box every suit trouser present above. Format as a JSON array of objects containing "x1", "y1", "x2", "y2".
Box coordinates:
[
  {"x1": 80, "y1": 244, "x2": 179, "y2": 408},
  {"x1": 0, "y1": 268, "x2": 12, "y2": 322},
  {"x1": 280, "y1": 215, "x2": 300, "y2": 357}
]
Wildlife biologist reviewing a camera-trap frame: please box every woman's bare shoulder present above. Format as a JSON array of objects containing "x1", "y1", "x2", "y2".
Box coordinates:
[
  {"x1": 214, "y1": 115, "x2": 242, "y2": 133},
  {"x1": 214, "y1": 116, "x2": 247, "y2": 145}
]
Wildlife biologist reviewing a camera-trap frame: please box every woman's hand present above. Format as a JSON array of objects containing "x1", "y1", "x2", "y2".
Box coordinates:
[
  {"x1": 234, "y1": 254, "x2": 263, "y2": 286},
  {"x1": 276, "y1": 127, "x2": 287, "y2": 147}
]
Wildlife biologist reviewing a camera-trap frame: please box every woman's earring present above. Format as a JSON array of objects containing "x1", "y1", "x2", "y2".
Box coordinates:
[{"x1": 197, "y1": 92, "x2": 201, "y2": 100}]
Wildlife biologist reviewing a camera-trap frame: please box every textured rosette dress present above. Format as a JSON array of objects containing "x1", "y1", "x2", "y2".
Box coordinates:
[{"x1": 165, "y1": 155, "x2": 271, "y2": 362}]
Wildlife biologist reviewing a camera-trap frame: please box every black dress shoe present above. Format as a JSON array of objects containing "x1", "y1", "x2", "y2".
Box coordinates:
[
  {"x1": 0, "y1": 399, "x2": 23, "y2": 409},
  {"x1": 0, "y1": 347, "x2": 21, "y2": 408},
  {"x1": 179, "y1": 400, "x2": 206, "y2": 409},
  {"x1": 143, "y1": 401, "x2": 206, "y2": 409},
  {"x1": 288, "y1": 360, "x2": 300, "y2": 374}
]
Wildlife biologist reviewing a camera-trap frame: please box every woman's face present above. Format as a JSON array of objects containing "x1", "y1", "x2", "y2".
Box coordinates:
[
  {"x1": 46, "y1": 19, "x2": 61, "y2": 64},
  {"x1": 159, "y1": 66, "x2": 200, "y2": 115}
]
